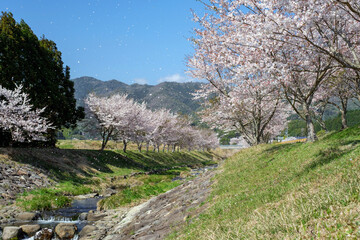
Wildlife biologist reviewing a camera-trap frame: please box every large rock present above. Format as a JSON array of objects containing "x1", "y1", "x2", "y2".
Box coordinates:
[
  {"x1": 55, "y1": 223, "x2": 77, "y2": 239},
  {"x1": 79, "y1": 212, "x2": 88, "y2": 221},
  {"x1": 2, "y1": 226, "x2": 23, "y2": 240},
  {"x1": 34, "y1": 228, "x2": 53, "y2": 240},
  {"x1": 79, "y1": 225, "x2": 97, "y2": 238},
  {"x1": 21, "y1": 224, "x2": 41, "y2": 236},
  {"x1": 87, "y1": 211, "x2": 107, "y2": 221},
  {"x1": 16, "y1": 212, "x2": 41, "y2": 221}
]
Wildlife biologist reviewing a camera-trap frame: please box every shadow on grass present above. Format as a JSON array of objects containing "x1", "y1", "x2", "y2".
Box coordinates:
[
  {"x1": 340, "y1": 140, "x2": 360, "y2": 147},
  {"x1": 122, "y1": 151, "x2": 214, "y2": 170},
  {"x1": 295, "y1": 146, "x2": 352, "y2": 178},
  {"x1": 264, "y1": 143, "x2": 300, "y2": 155},
  {"x1": 307, "y1": 147, "x2": 347, "y2": 170},
  {"x1": 2, "y1": 148, "x2": 214, "y2": 184}
]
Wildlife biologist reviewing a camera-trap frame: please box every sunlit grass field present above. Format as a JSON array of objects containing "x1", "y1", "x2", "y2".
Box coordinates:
[
  {"x1": 171, "y1": 126, "x2": 360, "y2": 239},
  {"x1": 56, "y1": 139, "x2": 139, "y2": 151}
]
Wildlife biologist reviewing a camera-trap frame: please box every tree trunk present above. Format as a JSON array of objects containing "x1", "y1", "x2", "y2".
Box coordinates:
[
  {"x1": 172, "y1": 144, "x2": 176, "y2": 153},
  {"x1": 340, "y1": 110, "x2": 348, "y2": 130},
  {"x1": 302, "y1": 102, "x2": 317, "y2": 142},
  {"x1": 137, "y1": 143, "x2": 142, "y2": 152},
  {"x1": 162, "y1": 144, "x2": 166, "y2": 152},
  {"x1": 340, "y1": 98, "x2": 348, "y2": 130},
  {"x1": 146, "y1": 142, "x2": 149, "y2": 152},
  {"x1": 305, "y1": 113, "x2": 317, "y2": 142},
  {"x1": 100, "y1": 128, "x2": 113, "y2": 151},
  {"x1": 123, "y1": 139, "x2": 127, "y2": 152}
]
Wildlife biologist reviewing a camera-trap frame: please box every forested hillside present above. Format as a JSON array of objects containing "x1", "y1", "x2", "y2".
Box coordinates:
[{"x1": 72, "y1": 77, "x2": 203, "y2": 114}]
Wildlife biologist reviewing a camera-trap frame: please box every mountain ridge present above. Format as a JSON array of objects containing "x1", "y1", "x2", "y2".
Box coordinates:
[{"x1": 72, "y1": 76, "x2": 203, "y2": 114}]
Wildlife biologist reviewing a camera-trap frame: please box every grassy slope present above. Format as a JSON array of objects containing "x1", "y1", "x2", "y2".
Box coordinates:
[
  {"x1": 0, "y1": 146, "x2": 217, "y2": 211},
  {"x1": 172, "y1": 126, "x2": 360, "y2": 239}
]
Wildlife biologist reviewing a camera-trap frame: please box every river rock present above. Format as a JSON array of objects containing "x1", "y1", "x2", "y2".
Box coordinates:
[
  {"x1": 16, "y1": 211, "x2": 41, "y2": 221},
  {"x1": 55, "y1": 223, "x2": 77, "y2": 239},
  {"x1": 79, "y1": 212, "x2": 88, "y2": 220},
  {"x1": 2, "y1": 226, "x2": 23, "y2": 240},
  {"x1": 79, "y1": 225, "x2": 97, "y2": 238},
  {"x1": 21, "y1": 224, "x2": 41, "y2": 236},
  {"x1": 74, "y1": 193, "x2": 99, "y2": 200},
  {"x1": 87, "y1": 211, "x2": 107, "y2": 221},
  {"x1": 34, "y1": 228, "x2": 53, "y2": 240}
]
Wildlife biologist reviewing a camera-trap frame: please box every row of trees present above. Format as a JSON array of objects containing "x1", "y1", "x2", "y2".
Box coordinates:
[
  {"x1": 189, "y1": 0, "x2": 360, "y2": 145},
  {"x1": 85, "y1": 93, "x2": 219, "y2": 152}
]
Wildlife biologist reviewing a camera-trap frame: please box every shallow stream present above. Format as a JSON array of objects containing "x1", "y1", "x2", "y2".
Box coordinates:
[
  {"x1": 0, "y1": 164, "x2": 218, "y2": 240},
  {"x1": 0, "y1": 197, "x2": 102, "y2": 240}
]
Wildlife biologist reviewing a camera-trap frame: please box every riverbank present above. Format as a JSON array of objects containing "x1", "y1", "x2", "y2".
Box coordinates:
[
  {"x1": 0, "y1": 147, "x2": 218, "y2": 207},
  {"x1": 82, "y1": 164, "x2": 219, "y2": 240},
  {"x1": 171, "y1": 126, "x2": 360, "y2": 239},
  {"x1": 0, "y1": 146, "x2": 224, "y2": 239}
]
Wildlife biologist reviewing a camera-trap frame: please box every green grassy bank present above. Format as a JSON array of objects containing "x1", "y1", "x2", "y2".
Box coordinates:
[
  {"x1": 0, "y1": 146, "x2": 218, "y2": 211},
  {"x1": 171, "y1": 126, "x2": 360, "y2": 239}
]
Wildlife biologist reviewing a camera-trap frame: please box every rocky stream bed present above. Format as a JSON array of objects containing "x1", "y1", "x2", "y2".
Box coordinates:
[{"x1": 0, "y1": 165, "x2": 218, "y2": 240}]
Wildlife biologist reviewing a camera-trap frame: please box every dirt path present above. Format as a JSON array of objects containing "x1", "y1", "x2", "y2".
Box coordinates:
[{"x1": 81, "y1": 166, "x2": 218, "y2": 240}]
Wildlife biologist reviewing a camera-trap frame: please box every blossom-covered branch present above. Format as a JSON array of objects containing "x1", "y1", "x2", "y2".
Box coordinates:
[{"x1": 0, "y1": 85, "x2": 52, "y2": 144}]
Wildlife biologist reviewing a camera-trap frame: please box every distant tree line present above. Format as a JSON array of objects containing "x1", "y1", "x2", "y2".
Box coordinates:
[{"x1": 85, "y1": 93, "x2": 219, "y2": 152}]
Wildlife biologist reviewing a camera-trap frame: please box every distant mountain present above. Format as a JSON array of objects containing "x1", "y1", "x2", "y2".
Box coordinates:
[{"x1": 72, "y1": 76, "x2": 203, "y2": 114}]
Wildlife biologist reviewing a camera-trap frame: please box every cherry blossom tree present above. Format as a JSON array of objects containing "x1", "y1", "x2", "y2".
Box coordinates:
[
  {"x1": 130, "y1": 107, "x2": 152, "y2": 152},
  {"x1": 281, "y1": 0, "x2": 360, "y2": 71},
  {"x1": 323, "y1": 70, "x2": 356, "y2": 129},
  {"x1": 189, "y1": 0, "x2": 360, "y2": 142},
  {"x1": 0, "y1": 85, "x2": 51, "y2": 145},
  {"x1": 86, "y1": 93, "x2": 219, "y2": 152},
  {"x1": 117, "y1": 101, "x2": 149, "y2": 152},
  {"x1": 280, "y1": 51, "x2": 335, "y2": 141},
  {"x1": 149, "y1": 109, "x2": 179, "y2": 152},
  {"x1": 85, "y1": 93, "x2": 132, "y2": 151},
  {"x1": 188, "y1": 1, "x2": 290, "y2": 145}
]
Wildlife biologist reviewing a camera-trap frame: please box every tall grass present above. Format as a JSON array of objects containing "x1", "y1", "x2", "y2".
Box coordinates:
[{"x1": 17, "y1": 181, "x2": 92, "y2": 211}]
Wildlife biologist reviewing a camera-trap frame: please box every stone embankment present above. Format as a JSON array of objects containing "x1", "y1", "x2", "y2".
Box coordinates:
[
  {"x1": 0, "y1": 161, "x2": 52, "y2": 224},
  {"x1": 0, "y1": 161, "x2": 52, "y2": 204},
  {"x1": 80, "y1": 166, "x2": 218, "y2": 240}
]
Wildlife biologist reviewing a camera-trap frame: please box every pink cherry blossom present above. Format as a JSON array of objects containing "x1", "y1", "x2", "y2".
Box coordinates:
[{"x1": 0, "y1": 85, "x2": 52, "y2": 143}]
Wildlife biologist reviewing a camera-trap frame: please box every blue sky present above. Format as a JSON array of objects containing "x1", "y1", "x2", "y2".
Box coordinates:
[{"x1": 1, "y1": 0, "x2": 207, "y2": 85}]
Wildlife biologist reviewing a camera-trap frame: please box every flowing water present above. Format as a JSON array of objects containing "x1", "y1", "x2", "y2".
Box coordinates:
[{"x1": 0, "y1": 197, "x2": 102, "y2": 240}]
